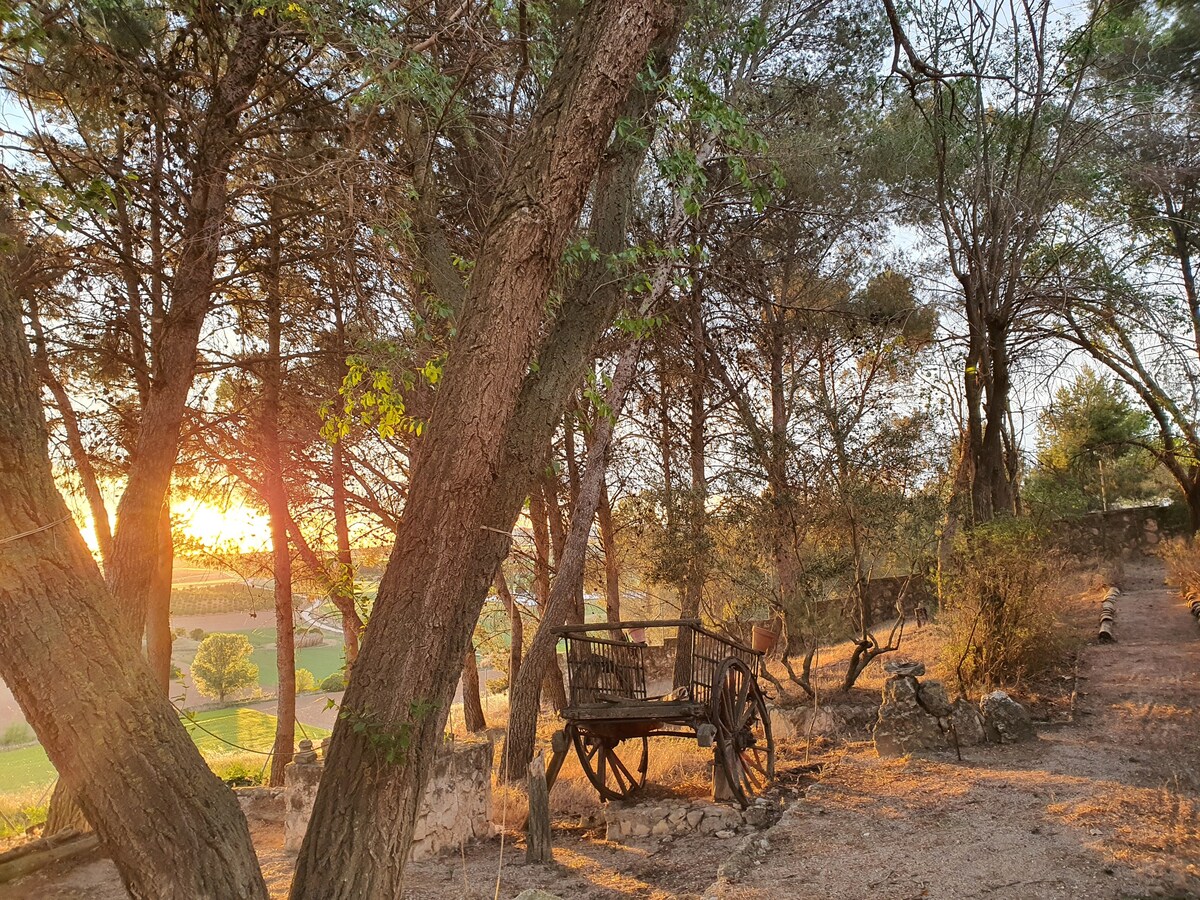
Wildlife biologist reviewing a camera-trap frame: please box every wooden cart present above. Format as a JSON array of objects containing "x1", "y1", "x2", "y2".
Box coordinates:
[{"x1": 546, "y1": 619, "x2": 775, "y2": 808}]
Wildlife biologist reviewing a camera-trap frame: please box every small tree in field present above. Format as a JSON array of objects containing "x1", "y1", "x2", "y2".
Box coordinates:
[{"x1": 192, "y1": 634, "x2": 258, "y2": 703}]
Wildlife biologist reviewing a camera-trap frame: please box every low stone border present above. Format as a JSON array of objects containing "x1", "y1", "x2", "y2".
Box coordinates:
[{"x1": 604, "y1": 798, "x2": 778, "y2": 841}]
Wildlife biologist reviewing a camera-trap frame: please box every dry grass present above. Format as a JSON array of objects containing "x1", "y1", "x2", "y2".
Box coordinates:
[
  {"x1": 1159, "y1": 536, "x2": 1200, "y2": 598},
  {"x1": 0, "y1": 784, "x2": 53, "y2": 842},
  {"x1": 763, "y1": 560, "x2": 1106, "y2": 714}
]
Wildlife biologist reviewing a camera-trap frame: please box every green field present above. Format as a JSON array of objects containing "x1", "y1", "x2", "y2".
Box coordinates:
[
  {"x1": 172, "y1": 626, "x2": 345, "y2": 690},
  {"x1": 0, "y1": 707, "x2": 330, "y2": 794}
]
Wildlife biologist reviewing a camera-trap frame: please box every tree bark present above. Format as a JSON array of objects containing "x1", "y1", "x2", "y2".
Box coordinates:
[
  {"x1": 598, "y1": 474, "x2": 621, "y2": 622},
  {"x1": 331, "y1": 440, "x2": 362, "y2": 668},
  {"x1": 461, "y1": 647, "x2": 486, "y2": 733},
  {"x1": 529, "y1": 482, "x2": 568, "y2": 712},
  {"x1": 0, "y1": 205, "x2": 268, "y2": 900},
  {"x1": 494, "y1": 569, "x2": 524, "y2": 685},
  {"x1": 291, "y1": 5, "x2": 681, "y2": 894},
  {"x1": 145, "y1": 502, "x2": 174, "y2": 690},
  {"x1": 264, "y1": 213, "x2": 296, "y2": 786}
]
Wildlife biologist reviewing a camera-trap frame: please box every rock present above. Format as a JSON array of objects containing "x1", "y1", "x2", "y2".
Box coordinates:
[
  {"x1": 769, "y1": 705, "x2": 843, "y2": 740},
  {"x1": 917, "y1": 680, "x2": 953, "y2": 717},
  {"x1": 873, "y1": 675, "x2": 949, "y2": 756},
  {"x1": 715, "y1": 829, "x2": 736, "y2": 838},
  {"x1": 883, "y1": 660, "x2": 926, "y2": 677},
  {"x1": 980, "y1": 690, "x2": 1036, "y2": 743},
  {"x1": 949, "y1": 698, "x2": 988, "y2": 746},
  {"x1": 652, "y1": 820, "x2": 671, "y2": 836},
  {"x1": 686, "y1": 809, "x2": 704, "y2": 828}
]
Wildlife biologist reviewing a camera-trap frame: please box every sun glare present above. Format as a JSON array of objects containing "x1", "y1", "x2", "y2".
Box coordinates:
[{"x1": 174, "y1": 498, "x2": 270, "y2": 553}]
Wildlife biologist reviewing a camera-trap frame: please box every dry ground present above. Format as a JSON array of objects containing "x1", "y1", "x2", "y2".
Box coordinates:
[
  {"x1": 710, "y1": 557, "x2": 1200, "y2": 900},
  {"x1": 4, "y1": 558, "x2": 1198, "y2": 900}
]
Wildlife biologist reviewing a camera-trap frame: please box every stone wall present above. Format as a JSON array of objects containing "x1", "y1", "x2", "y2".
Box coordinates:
[
  {"x1": 284, "y1": 735, "x2": 493, "y2": 859},
  {"x1": 1053, "y1": 505, "x2": 1178, "y2": 557},
  {"x1": 234, "y1": 786, "x2": 284, "y2": 825}
]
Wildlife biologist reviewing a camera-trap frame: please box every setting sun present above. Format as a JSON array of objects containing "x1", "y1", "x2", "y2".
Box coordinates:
[{"x1": 172, "y1": 498, "x2": 270, "y2": 553}]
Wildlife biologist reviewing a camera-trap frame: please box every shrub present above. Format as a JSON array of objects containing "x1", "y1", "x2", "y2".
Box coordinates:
[
  {"x1": 318, "y1": 672, "x2": 346, "y2": 692},
  {"x1": 0, "y1": 722, "x2": 33, "y2": 746},
  {"x1": 191, "y1": 633, "x2": 259, "y2": 702},
  {"x1": 1160, "y1": 537, "x2": 1200, "y2": 597},
  {"x1": 189, "y1": 628, "x2": 206, "y2": 642},
  {"x1": 295, "y1": 668, "x2": 316, "y2": 693},
  {"x1": 940, "y1": 519, "x2": 1065, "y2": 692}
]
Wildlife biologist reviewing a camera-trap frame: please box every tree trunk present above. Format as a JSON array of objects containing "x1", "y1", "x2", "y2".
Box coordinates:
[
  {"x1": 530, "y1": 483, "x2": 569, "y2": 712},
  {"x1": 331, "y1": 440, "x2": 362, "y2": 668},
  {"x1": 28, "y1": 301, "x2": 112, "y2": 566},
  {"x1": 461, "y1": 647, "x2": 486, "y2": 733},
  {"x1": 598, "y1": 474, "x2": 621, "y2": 622},
  {"x1": 264, "y1": 217, "x2": 296, "y2": 787},
  {"x1": 501, "y1": 338, "x2": 644, "y2": 781},
  {"x1": 145, "y1": 502, "x2": 174, "y2": 690},
  {"x1": 0, "y1": 206, "x2": 268, "y2": 900},
  {"x1": 105, "y1": 13, "x2": 273, "y2": 633},
  {"x1": 291, "y1": 6, "x2": 681, "y2": 893},
  {"x1": 494, "y1": 568, "x2": 524, "y2": 687},
  {"x1": 674, "y1": 274, "x2": 707, "y2": 687}
]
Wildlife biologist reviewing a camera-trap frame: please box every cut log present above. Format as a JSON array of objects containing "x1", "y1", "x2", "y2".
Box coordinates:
[
  {"x1": 0, "y1": 832, "x2": 99, "y2": 884},
  {"x1": 526, "y1": 753, "x2": 552, "y2": 865},
  {"x1": 1098, "y1": 587, "x2": 1117, "y2": 643}
]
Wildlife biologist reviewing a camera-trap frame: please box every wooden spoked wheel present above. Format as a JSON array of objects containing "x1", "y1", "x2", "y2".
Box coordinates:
[
  {"x1": 711, "y1": 658, "x2": 775, "y2": 808},
  {"x1": 569, "y1": 725, "x2": 648, "y2": 802}
]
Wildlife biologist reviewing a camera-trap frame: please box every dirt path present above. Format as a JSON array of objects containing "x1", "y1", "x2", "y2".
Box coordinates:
[{"x1": 712, "y1": 558, "x2": 1200, "y2": 900}]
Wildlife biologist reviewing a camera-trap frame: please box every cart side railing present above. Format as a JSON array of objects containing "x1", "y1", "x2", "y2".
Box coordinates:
[{"x1": 553, "y1": 619, "x2": 761, "y2": 709}]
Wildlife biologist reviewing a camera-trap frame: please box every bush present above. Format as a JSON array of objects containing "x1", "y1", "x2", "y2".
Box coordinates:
[
  {"x1": 189, "y1": 628, "x2": 206, "y2": 642},
  {"x1": 295, "y1": 668, "x2": 316, "y2": 693},
  {"x1": 318, "y1": 672, "x2": 346, "y2": 692},
  {"x1": 191, "y1": 633, "x2": 259, "y2": 702},
  {"x1": 0, "y1": 722, "x2": 33, "y2": 747},
  {"x1": 941, "y1": 519, "x2": 1065, "y2": 692},
  {"x1": 1159, "y1": 536, "x2": 1200, "y2": 597}
]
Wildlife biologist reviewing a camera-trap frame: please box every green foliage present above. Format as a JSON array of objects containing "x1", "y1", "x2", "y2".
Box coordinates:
[
  {"x1": 191, "y1": 633, "x2": 259, "y2": 703},
  {"x1": 318, "y1": 672, "x2": 346, "y2": 692},
  {"x1": 295, "y1": 668, "x2": 317, "y2": 693},
  {"x1": 189, "y1": 627, "x2": 206, "y2": 642},
  {"x1": 1026, "y1": 369, "x2": 1160, "y2": 516},
  {"x1": 337, "y1": 699, "x2": 438, "y2": 765},
  {"x1": 940, "y1": 520, "x2": 1066, "y2": 692},
  {"x1": 0, "y1": 722, "x2": 33, "y2": 747},
  {"x1": 0, "y1": 786, "x2": 49, "y2": 840},
  {"x1": 320, "y1": 347, "x2": 441, "y2": 443}
]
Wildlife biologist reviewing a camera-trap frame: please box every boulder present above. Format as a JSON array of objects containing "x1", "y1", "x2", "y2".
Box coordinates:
[
  {"x1": 883, "y1": 660, "x2": 926, "y2": 677},
  {"x1": 917, "y1": 680, "x2": 953, "y2": 717},
  {"x1": 873, "y1": 675, "x2": 949, "y2": 756},
  {"x1": 979, "y1": 690, "x2": 1035, "y2": 743},
  {"x1": 949, "y1": 698, "x2": 988, "y2": 746}
]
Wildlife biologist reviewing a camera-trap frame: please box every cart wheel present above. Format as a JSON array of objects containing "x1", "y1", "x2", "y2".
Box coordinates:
[
  {"x1": 711, "y1": 658, "x2": 775, "y2": 808},
  {"x1": 569, "y1": 725, "x2": 648, "y2": 802}
]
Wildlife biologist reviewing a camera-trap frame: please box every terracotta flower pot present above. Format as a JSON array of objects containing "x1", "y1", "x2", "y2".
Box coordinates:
[{"x1": 751, "y1": 624, "x2": 779, "y2": 654}]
